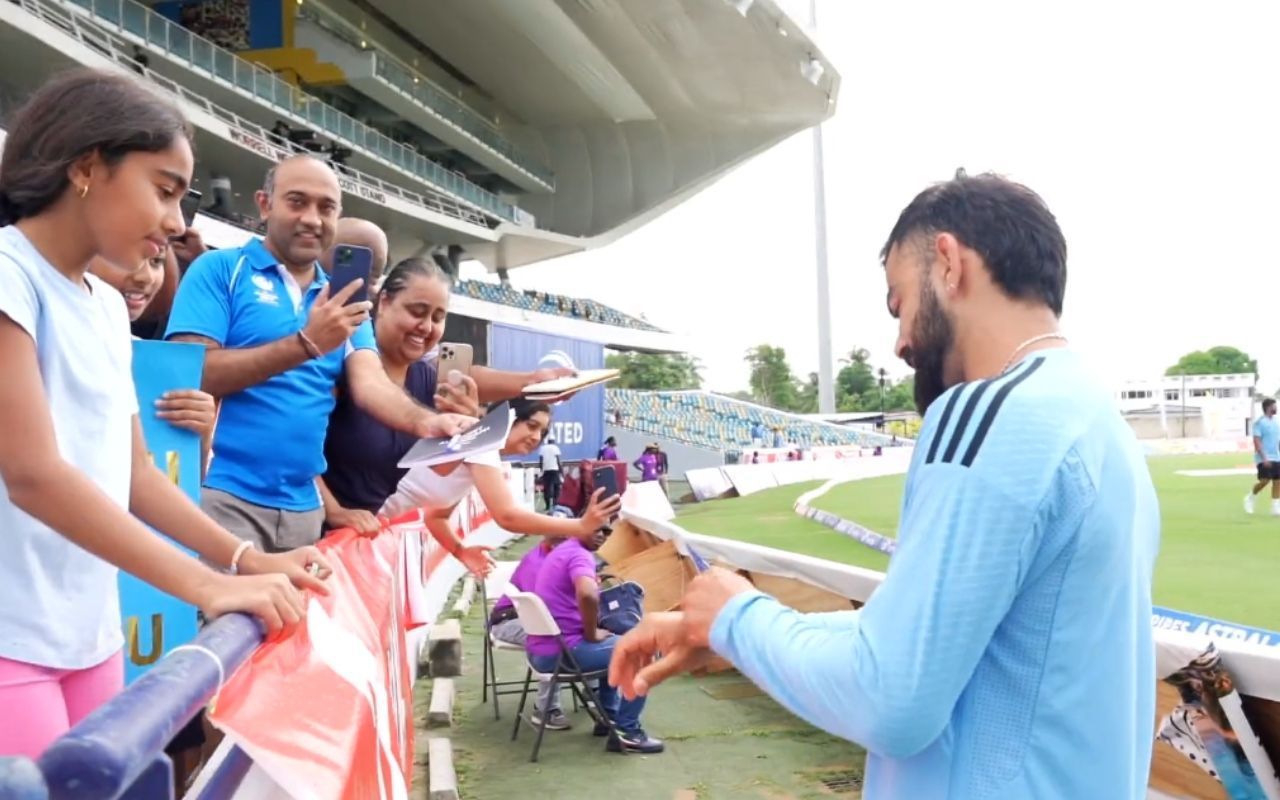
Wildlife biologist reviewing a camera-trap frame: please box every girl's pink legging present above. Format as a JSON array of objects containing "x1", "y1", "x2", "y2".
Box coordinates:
[{"x1": 0, "y1": 652, "x2": 124, "y2": 758}]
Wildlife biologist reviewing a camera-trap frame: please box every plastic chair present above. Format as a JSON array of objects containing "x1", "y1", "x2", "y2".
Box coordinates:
[
  {"x1": 507, "y1": 591, "x2": 623, "y2": 762},
  {"x1": 478, "y1": 563, "x2": 529, "y2": 720}
]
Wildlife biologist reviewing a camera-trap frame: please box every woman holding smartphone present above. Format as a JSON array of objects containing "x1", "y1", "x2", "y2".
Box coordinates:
[{"x1": 319, "y1": 258, "x2": 618, "y2": 571}]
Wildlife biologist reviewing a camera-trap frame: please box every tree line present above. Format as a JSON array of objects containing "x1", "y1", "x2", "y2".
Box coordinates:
[
  {"x1": 606, "y1": 346, "x2": 915, "y2": 415},
  {"x1": 608, "y1": 343, "x2": 1266, "y2": 415}
]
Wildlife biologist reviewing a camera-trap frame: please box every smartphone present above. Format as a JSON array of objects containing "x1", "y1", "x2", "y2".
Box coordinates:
[
  {"x1": 591, "y1": 465, "x2": 620, "y2": 502},
  {"x1": 180, "y1": 189, "x2": 202, "y2": 228},
  {"x1": 330, "y1": 244, "x2": 373, "y2": 305},
  {"x1": 437, "y1": 342, "x2": 474, "y2": 379}
]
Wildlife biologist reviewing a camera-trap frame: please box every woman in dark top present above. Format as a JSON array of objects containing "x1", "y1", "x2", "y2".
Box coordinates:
[
  {"x1": 319, "y1": 257, "x2": 468, "y2": 531},
  {"x1": 319, "y1": 258, "x2": 618, "y2": 566}
]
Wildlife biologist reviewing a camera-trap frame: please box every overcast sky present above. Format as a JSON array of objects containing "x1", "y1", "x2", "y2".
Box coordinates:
[{"x1": 470, "y1": 0, "x2": 1280, "y2": 395}]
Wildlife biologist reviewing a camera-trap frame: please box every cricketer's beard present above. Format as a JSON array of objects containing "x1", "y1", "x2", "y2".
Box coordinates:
[{"x1": 906, "y1": 280, "x2": 956, "y2": 413}]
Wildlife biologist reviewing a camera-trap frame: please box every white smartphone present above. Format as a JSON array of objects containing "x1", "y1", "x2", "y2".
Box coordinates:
[{"x1": 436, "y1": 342, "x2": 474, "y2": 380}]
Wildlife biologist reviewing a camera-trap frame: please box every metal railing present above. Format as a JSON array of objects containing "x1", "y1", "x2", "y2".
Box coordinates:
[
  {"x1": 51, "y1": 0, "x2": 526, "y2": 223},
  {"x1": 13, "y1": 0, "x2": 498, "y2": 230},
  {"x1": 298, "y1": 5, "x2": 553, "y2": 188},
  {"x1": 0, "y1": 615, "x2": 262, "y2": 800}
]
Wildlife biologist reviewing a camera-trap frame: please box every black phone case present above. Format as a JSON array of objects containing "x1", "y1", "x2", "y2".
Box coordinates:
[{"x1": 592, "y1": 467, "x2": 619, "y2": 500}]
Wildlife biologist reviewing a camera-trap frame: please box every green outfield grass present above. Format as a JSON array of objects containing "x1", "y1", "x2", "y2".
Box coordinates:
[{"x1": 677, "y1": 453, "x2": 1280, "y2": 630}]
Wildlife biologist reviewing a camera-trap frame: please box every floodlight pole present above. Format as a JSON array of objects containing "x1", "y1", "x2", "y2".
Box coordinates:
[
  {"x1": 1181, "y1": 372, "x2": 1187, "y2": 438},
  {"x1": 810, "y1": 0, "x2": 836, "y2": 414}
]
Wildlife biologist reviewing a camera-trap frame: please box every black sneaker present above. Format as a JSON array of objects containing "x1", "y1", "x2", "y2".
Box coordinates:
[{"x1": 606, "y1": 728, "x2": 664, "y2": 754}]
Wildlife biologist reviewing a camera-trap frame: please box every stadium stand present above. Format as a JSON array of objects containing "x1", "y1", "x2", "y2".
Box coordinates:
[
  {"x1": 55, "y1": 0, "x2": 526, "y2": 223},
  {"x1": 2, "y1": 0, "x2": 839, "y2": 275},
  {"x1": 294, "y1": 2, "x2": 554, "y2": 190},
  {"x1": 5, "y1": 0, "x2": 495, "y2": 231},
  {"x1": 607, "y1": 389, "x2": 895, "y2": 454},
  {"x1": 454, "y1": 280, "x2": 662, "y2": 332}
]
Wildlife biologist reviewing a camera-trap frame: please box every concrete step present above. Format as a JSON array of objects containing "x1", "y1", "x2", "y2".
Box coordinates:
[
  {"x1": 426, "y1": 619, "x2": 462, "y2": 678},
  {"x1": 427, "y1": 736, "x2": 459, "y2": 800},
  {"x1": 427, "y1": 678, "x2": 454, "y2": 728}
]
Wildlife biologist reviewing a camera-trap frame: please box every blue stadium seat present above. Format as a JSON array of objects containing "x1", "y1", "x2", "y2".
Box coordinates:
[
  {"x1": 607, "y1": 389, "x2": 898, "y2": 454},
  {"x1": 452, "y1": 280, "x2": 662, "y2": 332}
]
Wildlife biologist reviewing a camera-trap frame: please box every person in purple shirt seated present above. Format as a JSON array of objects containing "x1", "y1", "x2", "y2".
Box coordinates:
[
  {"x1": 633, "y1": 446, "x2": 660, "y2": 482},
  {"x1": 597, "y1": 436, "x2": 618, "y2": 461},
  {"x1": 319, "y1": 255, "x2": 573, "y2": 532},
  {"x1": 489, "y1": 538, "x2": 568, "y2": 729},
  {"x1": 527, "y1": 530, "x2": 664, "y2": 754}
]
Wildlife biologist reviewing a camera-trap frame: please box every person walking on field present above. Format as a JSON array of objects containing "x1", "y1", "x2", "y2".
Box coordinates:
[
  {"x1": 538, "y1": 436, "x2": 563, "y2": 511},
  {"x1": 1245, "y1": 397, "x2": 1280, "y2": 515}
]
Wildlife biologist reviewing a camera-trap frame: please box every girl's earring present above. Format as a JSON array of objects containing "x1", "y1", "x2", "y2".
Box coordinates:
[{"x1": 78, "y1": 183, "x2": 90, "y2": 199}]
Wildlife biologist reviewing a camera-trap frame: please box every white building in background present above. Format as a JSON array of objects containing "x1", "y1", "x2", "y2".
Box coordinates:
[{"x1": 1115, "y1": 373, "x2": 1257, "y2": 439}]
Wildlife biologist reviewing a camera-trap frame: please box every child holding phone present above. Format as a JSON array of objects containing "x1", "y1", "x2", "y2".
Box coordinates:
[
  {"x1": 0, "y1": 69, "x2": 330, "y2": 758},
  {"x1": 381, "y1": 399, "x2": 621, "y2": 577}
]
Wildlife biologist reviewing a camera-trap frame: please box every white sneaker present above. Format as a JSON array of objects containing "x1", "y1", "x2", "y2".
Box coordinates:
[
  {"x1": 1245, "y1": 494, "x2": 1255, "y2": 514},
  {"x1": 1271, "y1": 500, "x2": 1280, "y2": 517},
  {"x1": 528, "y1": 709, "x2": 571, "y2": 730}
]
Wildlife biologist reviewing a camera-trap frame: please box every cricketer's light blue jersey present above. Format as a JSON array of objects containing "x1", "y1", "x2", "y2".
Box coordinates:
[{"x1": 711, "y1": 349, "x2": 1160, "y2": 799}]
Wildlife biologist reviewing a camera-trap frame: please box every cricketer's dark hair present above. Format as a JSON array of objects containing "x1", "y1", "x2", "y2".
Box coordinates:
[
  {"x1": 880, "y1": 169, "x2": 1068, "y2": 316},
  {"x1": 0, "y1": 69, "x2": 193, "y2": 225},
  {"x1": 1264, "y1": 398, "x2": 1276, "y2": 414},
  {"x1": 380, "y1": 256, "x2": 453, "y2": 302}
]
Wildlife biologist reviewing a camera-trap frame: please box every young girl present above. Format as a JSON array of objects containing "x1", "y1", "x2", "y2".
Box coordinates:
[
  {"x1": 89, "y1": 247, "x2": 218, "y2": 472},
  {"x1": 0, "y1": 69, "x2": 330, "y2": 758},
  {"x1": 381, "y1": 398, "x2": 619, "y2": 577},
  {"x1": 319, "y1": 257, "x2": 619, "y2": 574},
  {"x1": 123, "y1": 231, "x2": 179, "y2": 340}
]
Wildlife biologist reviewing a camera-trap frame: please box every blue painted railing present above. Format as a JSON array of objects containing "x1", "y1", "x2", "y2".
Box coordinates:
[{"x1": 0, "y1": 614, "x2": 262, "y2": 800}]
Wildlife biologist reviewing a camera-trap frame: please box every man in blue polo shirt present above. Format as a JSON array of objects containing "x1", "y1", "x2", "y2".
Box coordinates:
[{"x1": 166, "y1": 155, "x2": 469, "y2": 553}]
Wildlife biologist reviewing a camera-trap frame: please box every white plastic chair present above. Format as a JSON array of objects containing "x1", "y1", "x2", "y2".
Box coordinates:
[
  {"x1": 484, "y1": 561, "x2": 520, "y2": 599},
  {"x1": 479, "y1": 563, "x2": 527, "y2": 720},
  {"x1": 507, "y1": 590, "x2": 622, "y2": 762}
]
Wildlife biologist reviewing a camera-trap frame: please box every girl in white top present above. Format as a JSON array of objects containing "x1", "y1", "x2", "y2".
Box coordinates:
[
  {"x1": 0, "y1": 69, "x2": 331, "y2": 759},
  {"x1": 382, "y1": 398, "x2": 620, "y2": 576}
]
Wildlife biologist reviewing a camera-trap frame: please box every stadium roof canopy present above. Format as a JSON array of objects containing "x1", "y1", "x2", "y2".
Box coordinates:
[
  {"x1": 0, "y1": 0, "x2": 836, "y2": 274},
  {"x1": 336, "y1": 0, "x2": 840, "y2": 268}
]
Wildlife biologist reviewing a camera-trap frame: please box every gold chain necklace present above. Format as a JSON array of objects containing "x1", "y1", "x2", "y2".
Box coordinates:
[{"x1": 1000, "y1": 332, "x2": 1068, "y2": 374}]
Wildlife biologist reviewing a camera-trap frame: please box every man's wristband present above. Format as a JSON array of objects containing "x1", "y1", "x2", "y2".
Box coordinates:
[{"x1": 297, "y1": 330, "x2": 322, "y2": 359}]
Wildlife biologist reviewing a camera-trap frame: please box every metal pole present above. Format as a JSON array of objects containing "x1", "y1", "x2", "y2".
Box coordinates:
[
  {"x1": 1181, "y1": 373, "x2": 1186, "y2": 438},
  {"x1": 879, "y1": 370, "x2": 886, "y2": 420},
  {"x1": 809, "y1": 0, "x2": 835, "y2": 414}
]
